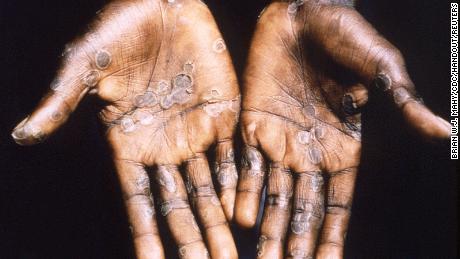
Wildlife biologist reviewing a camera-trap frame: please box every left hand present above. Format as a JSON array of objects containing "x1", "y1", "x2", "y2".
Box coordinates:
[{"x1": 235, "y1": 1, "x2": 451, "y2": 258}]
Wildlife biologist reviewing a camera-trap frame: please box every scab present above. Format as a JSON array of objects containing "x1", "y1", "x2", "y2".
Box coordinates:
[
  {"x1": 95, "y1": 50, "x2": 112, "y2": 70},
  {"x1": 212, "y1": 38, "x2": 227, "y2": 53},
  {"x1": 83, "y1": 70, "x2": 100, "y2": 87}
]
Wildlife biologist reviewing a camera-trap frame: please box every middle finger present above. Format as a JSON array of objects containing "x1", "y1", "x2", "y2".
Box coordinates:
[
  {"x1": 155, "y1": 164, "x2": 208, "y2": 259},
  {"x1": 286, "y1": 171, "x2": 326, "y2": 259},
  {"x1": 185, "y1": 153, "x2": 237, "y2": 259},
  {"x1": 257, "y1": 163, "x2": 294, "y2": 259}
]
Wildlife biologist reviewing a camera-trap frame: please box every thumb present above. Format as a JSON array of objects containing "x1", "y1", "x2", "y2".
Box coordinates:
[
  {"x1": 304, "y1": 3, "x2": 451, "y2": 141},
  {"x1": 397, "y1": 94, "x2": 451, "y2": 141},
  {"x1": 11, "y1": 41, "x2": 102, "y2": 145},
  {"x1": 11, "y1": 0, "x2": 160, "y2": 146}
]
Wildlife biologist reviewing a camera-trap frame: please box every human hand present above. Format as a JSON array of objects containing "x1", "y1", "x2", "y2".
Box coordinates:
[
  {"x1": 11, "y1": 0, "x2": 240, "y2": 258},
  {"x1": 235, "y1": 0, "x2": 451, "y2": 258}
]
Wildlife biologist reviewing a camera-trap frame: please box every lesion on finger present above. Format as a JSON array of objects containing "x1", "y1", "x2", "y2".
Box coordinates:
[
  {"x1": 214, "y1": 161, "x2": 238, "y2": 189},
  {"x1": 286, "y1": 249, "x2": 314, "y2": 259},
  {"x1": 154, "y1": 164, "x2": 188, "y2": 200},
  {"x1": 120, "y1": 169, "x2": 159, "y2": 238},
  {"x1": 187, "y1": 185, "x2": 221, "y2": 208},
  {"x1": 255, "y1": 165, "x2": 294, "y2": 257},
  {"x1": 296, "y1": 171, "x2": 325, "y2": 193},
  {"x1": 178, "y1": 240, "x2": 210, "y2": 259},
  {"x1": 291, "y1": 198, "x2": 325, "y2": 235},
  {"x1": 51, "y1": 39, "x2": 112, "y2": 98},
  {"x1": 392, "y1": 86, "x2": 423, "y2": 108},
  {"x1": 241, "y1": 146, "x2": 265, "y2": 177},
  {"x1": 159, "y1": 204, "x2": 207, "y2": 257},
  {"x1": 256, "y1": 234, "x2": 284, "y2": 258},
  {"x1": 291, "y1": 172, "x2": 326, "y2": 236},
  {"x1": 265, "y1": 164, "x2": 294, "y2": 211},
  {"x1": 372, "y1": 73, "x2": 422, "y2": 107},
  {"x1": 237, "y1": 146, "x2": 266, "y2": 193},
  {"x1": 266, "y1": 194, "x2": 291, "y2": 211},
  {"x1": 155, "y1": 165, "x2": 180, "y2": 193},
  {"x1": 159, "y1": 199, "x2": 191, "y2": 217},
  {"x1": 214, "y1": 140, "x2": 238, "y2": 189},
  {"x1": 128, "y1": 202, "x2": 158, "y2": 239}
]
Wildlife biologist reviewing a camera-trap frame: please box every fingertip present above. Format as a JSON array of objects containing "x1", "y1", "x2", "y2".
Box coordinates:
[
  {"x1": 11, "y1": 91, "x2": 75, "y2": 146},
  {"x1": 133, "y1": 235, "x2": 165, "y2": 259},
  {"x1": 178, "y1": 242, "x2": 209, "y2": 259},
  {"x1": 316, "y1": 244, "x2": 343, "y2": 259},
  {"x1": 11, "y1": 117, "x2": 46, "y2": 146},
  {"x1": 402, "y1": 102, "x2": 452, "y2": 141},
  {"x1": 207, "y1": 225, "x2": 238, "y2": 259},
  {"x1": 436, "y1": 116, "x2": 452, "y2": 138},
  {"x1": 235, "y1": 192, "x2": 259, "y2": 229},
  {"x1": 257, "y1": 239, "x2": 283, "y2": 259},
  {"x1": 220, "y1": 190, "x2": 236, "y2": 221}
]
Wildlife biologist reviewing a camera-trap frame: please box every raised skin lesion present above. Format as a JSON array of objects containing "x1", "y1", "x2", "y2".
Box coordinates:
[
  {"x1": 45, "y1": 0, "x2": 236, "y2": 126},
  {"x1": 244, "y1": 1, "x2": 362, "y2": 143},
  {"x1": 7, "y1": 0, "x2": 240, "y2": 162},
  {"x1": 12, "y1": 0, "x2": 240, "y2": 148},
  {"x1": 72, "y1": 0, "x2": 241, "y2": 166},
  {"x1": 241, "y1": 1, "x2": 363, "y2": 174}
]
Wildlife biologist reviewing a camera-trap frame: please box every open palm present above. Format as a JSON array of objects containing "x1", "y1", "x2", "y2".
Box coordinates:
[
  {"x1": 235, "y1": 1, "x2": 451, "y2": 258},
  {"x1": 12, "y1": 0, "x2": 240, "y2": 258}
]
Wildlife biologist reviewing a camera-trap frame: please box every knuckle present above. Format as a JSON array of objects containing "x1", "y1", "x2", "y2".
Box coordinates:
[
  {"x1": 156, "y1": 165, "x2": 178, "y2": 193},
  {"x1": 241, "y1": 146, "x2": 265, "y2": 175},
  {"x1": 291, "y1": 199, "x2": 325, "y2": 235},
  {"x1": 159, "y1": 199, "x2": 190, "y2": 217},
  {"x1": 296, "y1": 171, "x2": 324, "y2": 193},
  {"x1": 266, "y1": 194, "x2": 291, "y2": 210},
  {"x1": 325, "y1": 203, "x2": 351, "y2": 215}
]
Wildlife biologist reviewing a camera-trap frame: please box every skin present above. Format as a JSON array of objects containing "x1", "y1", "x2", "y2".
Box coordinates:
[
  {"x1": 10, "y1": 0, "x2": 451, "y2": 258},
  {"x1": 11, "y1": 0, "x2": 239, "y2": 258},
  {"x1": 235, "y1": 0, "x2": 451, "y2": 258}
]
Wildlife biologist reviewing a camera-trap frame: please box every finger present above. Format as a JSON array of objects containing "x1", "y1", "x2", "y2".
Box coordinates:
[
  {"x1": 186, "y1": 153, "x2": 238, "y2": 259},
  {"x1": 304, "y1": 3, "x2": 450, "y2": 140},
  {"x1": 391, "y1": 90, "x2": 452, "y2": 140},
  {"x1": 155, "y1": 165, "x2": 209, "y2": 259},
  {"x1": 114, "y1": 159, "x2": 165, "y2": 259},
  {"x1": 11, "y1": 64, "x2": 93, "y2": 145},
  {"x1": 316, "y1": 167, "x2": 357, "y2": 258},
  {"x1": 214, "y1": 139, "x2": 238, "y2": 221},
  {"x1": 342, "y1": 84, "x2": 368, "y2": 116},
  {"x1": 235, "y1": 146, "x2": 267, "y2": 228},
  {"x1": 286, "y1": 171, "x2": 325, "y2": 259},
  {"x1": 256, "y1": 163, "x2": 293, "y2": 259},
  {"x1": 10, "y1": 30, "x2": 113, "y2": 146},
  {"x1": 11, "y1": 1, "x2": 138, "y2": 145}
]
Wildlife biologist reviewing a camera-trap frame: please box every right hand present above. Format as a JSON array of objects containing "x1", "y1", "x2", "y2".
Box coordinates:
[{"x1": 11, "y1": 1, "x2": 240, "y2": 258}]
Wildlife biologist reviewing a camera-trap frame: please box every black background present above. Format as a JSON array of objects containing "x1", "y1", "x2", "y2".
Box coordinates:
[{"x1": 0, "y1": 0, "x2": 457, "y2": 258}]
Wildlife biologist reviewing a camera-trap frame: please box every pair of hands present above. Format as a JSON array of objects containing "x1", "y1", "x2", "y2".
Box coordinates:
[{"x1": 12, "y1": 0, "x2": 450, "y2": 258}]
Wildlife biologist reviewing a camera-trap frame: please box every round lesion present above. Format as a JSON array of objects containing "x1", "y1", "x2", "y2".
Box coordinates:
[
  {"x1": 212, "y1": 38, "x2": 226, "y2": 53},
  {"x1": 95, "y1": 49, "x2": 112, "y2": 70},
  {"x1": 82, "y1": 70, "x2": 101, "y2": 87},
  {"x1": 173, "y1": 73, "x2": 193, "y2": 90},
  {"x1": 154, "y1": 80, "x2": 172, "y2": 96}
]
